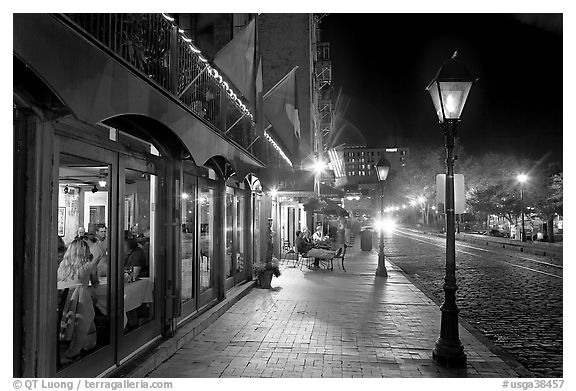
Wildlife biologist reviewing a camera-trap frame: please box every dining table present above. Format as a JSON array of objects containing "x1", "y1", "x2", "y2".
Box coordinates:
[{"x1": 93, "y1": 277, "x2": 154, "y2": 327}]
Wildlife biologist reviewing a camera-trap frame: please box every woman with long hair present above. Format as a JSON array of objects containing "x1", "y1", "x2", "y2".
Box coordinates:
[
  {"x1": 57, "y1": 239, "x2": 99, "y2": 360},
  {"x1": 58, "y1": 239, "x2": 97, "y2": 284}
]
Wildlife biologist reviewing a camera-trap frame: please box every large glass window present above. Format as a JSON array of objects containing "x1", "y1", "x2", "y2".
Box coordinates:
[
  {"x1": 122, "y1": 168, "x2": 155, "y2": 334},
  {"x1": 56, "y1": 154, "x2": 110, "y2": 371},
  {"x1": 199, "y1": 185, "x2": 215, "y2": 293},
  {"x1": 253, "y1": 194, "x2": 261, "y2": 266},
  {"x1": 180, "y1": 176, "x2": 196, "y2": 303},
  {"x1": 235, "y1": 194, "x2": 246, "y2": 276},
  {"x1": 225, "y1": 192, "x2": 234, "y2": 279}
]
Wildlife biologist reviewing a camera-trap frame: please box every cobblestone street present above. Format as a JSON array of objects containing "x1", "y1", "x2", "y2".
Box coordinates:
[{"x1": 386, "y1": 228, "x2": 563, "y2": 377}]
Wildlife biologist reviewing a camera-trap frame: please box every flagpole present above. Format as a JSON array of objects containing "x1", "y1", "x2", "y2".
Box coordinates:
[
  {"x1": 263, "y1": 66, "x2": 299, "y2": 100},
  {"x1": 224, "y1": 112, "x2": 247, "y2": 135},
  {"x1": 178, "y1": 64, "x2": 209, "y2": 98}
]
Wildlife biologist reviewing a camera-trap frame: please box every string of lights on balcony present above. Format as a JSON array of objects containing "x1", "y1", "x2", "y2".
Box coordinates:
[
  {"x1": 264, "y1": 130, "x2": 292, "y2": 167},
  {"x1": 161, "y1": 13, "x2": 254, "y2": 120}
]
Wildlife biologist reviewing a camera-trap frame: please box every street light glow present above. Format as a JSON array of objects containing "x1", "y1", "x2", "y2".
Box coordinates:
[
  {"x1": 517, "y1": 173, "x2": 528, "y2": 183},
  {"x1": 375, "y1": 217, "x2": 397, "y2": 234},
  {"x1": 314, "y1": 160, "x2": 327, "y2": 174},
  {"x1": 418, "y1": 196, "x2": 426, "y2": 204}
]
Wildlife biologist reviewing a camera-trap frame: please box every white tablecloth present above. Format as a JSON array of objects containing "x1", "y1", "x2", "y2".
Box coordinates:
[{"x1": 94, "y1": 277, "x2": 153, "y2": 326}]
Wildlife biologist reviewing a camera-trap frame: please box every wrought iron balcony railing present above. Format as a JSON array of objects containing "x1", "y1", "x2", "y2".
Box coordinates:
[{"x1": 62, "y1": 13, "x2": 259, "y2": 159}]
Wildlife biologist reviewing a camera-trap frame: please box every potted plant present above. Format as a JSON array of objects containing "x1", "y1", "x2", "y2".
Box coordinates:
[{"x1": 254, "y1": 260, "x2": 281, "y2": 289}]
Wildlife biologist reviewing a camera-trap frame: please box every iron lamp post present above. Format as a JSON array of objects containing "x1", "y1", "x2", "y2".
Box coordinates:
[
  {"x1": 426, "y1": 51, "x2": 475, "y2": 368},
  {"x1": 375, "y1": 156, "x2": 391, "y2": 278},
  {"x1": 517, "y1": 174, "x2": 528, "y2": 242}
]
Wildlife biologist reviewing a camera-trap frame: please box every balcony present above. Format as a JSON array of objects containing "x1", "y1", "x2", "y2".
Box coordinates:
[
  {"x1": 315, "y1": 61, "x2": 332, "y2": 90},
  {"x1": 318, "y1": 98, "x2": 332, "y2": 132},
  {"x1": 317, "y1": 42, "x2": 330, "y2": 61},
  {"x1": 62, "y1": 13, "x2": 259, "y2": 159}
]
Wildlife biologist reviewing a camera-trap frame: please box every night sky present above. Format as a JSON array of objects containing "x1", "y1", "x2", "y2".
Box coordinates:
[{"x1": 323, "y1": 13, "x2": 563, "y2": 164}]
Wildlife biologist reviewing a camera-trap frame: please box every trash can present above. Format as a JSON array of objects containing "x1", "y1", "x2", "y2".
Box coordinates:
[{"x1": 360, "y1": 229, "x2": 372, "y2": 251}]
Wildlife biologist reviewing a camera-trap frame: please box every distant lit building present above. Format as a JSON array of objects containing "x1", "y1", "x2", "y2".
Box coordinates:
[{"x1": 331, "y1": 145, "x2": 409, "y2": 191}]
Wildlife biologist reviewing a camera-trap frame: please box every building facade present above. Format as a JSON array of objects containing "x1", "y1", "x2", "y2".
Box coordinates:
[
  {"x1": 335, "y1": 145, "x2": 410, "y2": 191},
  {"x1": 13, "y1": 13, "x2": 293, "y2": 378},
  {"x1": 258, "y1": 14, "x2": 334, "y2": 251}
]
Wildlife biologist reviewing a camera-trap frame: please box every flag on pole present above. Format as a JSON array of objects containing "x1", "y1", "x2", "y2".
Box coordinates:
[
  {"x1": 213, "y1": 18, "x2": 256, "y2": 106},
  {"x1": 263, "y1": 66, "x2": 301, "y2": 158},
  {"x1": 256, "y1": 58, "x2": 263, "y2": 102}
]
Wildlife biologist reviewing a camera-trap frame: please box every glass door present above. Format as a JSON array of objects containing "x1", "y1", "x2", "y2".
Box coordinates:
[
  {"x1": 55, "y1": 137, "x2": 117, "y2": 377},
  {"x1": 234, "y1": 192, "x2": 247, "y2": 284},
  {"x1": 225, "y1": 187, "x2": 248, "y2": 289},
  {"x1": 198, "y1": 178, "x2": 217, "y2": 307},
  {"x1": 117, "y1": 154, "x2": 162, "y2": 360},
  {"x1": 180, "y1": 173, "x2": 197, "y2": 315}
]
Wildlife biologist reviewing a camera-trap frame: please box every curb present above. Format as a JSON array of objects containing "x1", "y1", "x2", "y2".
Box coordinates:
[
  {"x1": 387, "y1": 259, "x2": 535, "y2": 378},
  {"x1": 110, "y1": 280, "x2": 257, "y2": 378}
]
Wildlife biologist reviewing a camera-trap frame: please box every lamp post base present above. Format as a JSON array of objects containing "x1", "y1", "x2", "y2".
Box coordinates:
[
  {"x1": 433, "y1": 337, "x2": 467, "y2": 368},
  {"x1": 376, "y1": 252, "x2": 388, "y2": 277}
]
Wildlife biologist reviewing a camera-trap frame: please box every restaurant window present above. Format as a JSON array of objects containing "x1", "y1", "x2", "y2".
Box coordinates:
[
  {"x1": 235, "y1": 194, "x2": 246, "y2": 276},
  {"x1": 199, "y1": 184, "x2": 215, "y2": 294},
  {"x1": 253, "y1": 194, "x2": 261, "y2": 266},
  {"x1": 122, "y1": 168, "x2": 155, "y2": 333},
  {"x1": 225, "y1": 191, "x2": 234, "y2": 279},
  {"x1": 180, "y1": 174, "x2": 196, "y2": 304},
  {"x1": 56, "y1": 154, "x2": 111, "y2": 371}
]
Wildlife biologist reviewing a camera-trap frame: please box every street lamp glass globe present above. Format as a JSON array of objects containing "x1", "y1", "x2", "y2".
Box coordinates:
[
  {"x1": 517, "y1": 174, "x2": 528, "y2": 183},
  {"x1": 375, "y1": 156, "x2": 392, "y2": 181},
  {"x1": 426, "y1": 52, "x2": 475, "y2": 123}
]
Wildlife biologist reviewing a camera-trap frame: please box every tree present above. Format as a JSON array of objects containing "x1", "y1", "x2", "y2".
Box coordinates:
[
  {"x1": 529, "y1": 165, "x2": 563, "y2": 242},
  {"x1": 387, "y1": 145, "x2": 444, "y2": 225}
]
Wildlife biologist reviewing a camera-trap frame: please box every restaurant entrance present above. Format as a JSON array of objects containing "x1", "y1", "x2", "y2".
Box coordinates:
[
  {"x1": 224, "y1": 186, "x2": 249, "y2": 290},
  {"x1": 54, "y1": 133, "x2": 163, "y2": 377}
]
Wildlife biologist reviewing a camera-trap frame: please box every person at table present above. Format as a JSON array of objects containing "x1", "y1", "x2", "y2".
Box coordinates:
[
  {"x1": 295, "y1": 230, "x2": 313, "y2": 255},
  {"x1": 76, "y1": 226, "x2": 88, "y2": 241},
  {"x1": 57, "y1": 239, "x2": 99, "y2": 360},
  {"x1": 124, "y1": 238, "x2": 149, "y2": 282},
  {"x1": 89, "y1": 224, "x2": 108, "y2": 277},
  {"x1": 309, "y1": 225, "x2": 336, "y2": 268},
  {"x1": 312, "y1": 224, "x2": 328, "y2": 244}
]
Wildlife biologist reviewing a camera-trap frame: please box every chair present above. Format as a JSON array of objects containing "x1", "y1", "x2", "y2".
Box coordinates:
[
  {"x1": 299, "y1": 251, "x2": 314, "y2": 270},
  {"x1": 278, "y1": 246, "x2": 297, "y2": 267},
  {"x1": 332, "y1": 244, "x2": 348, "y2": 272}
]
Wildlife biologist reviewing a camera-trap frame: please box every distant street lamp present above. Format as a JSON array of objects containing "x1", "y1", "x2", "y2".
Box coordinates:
[
  {"x1": 314, "y1": 159, "x2": 327, "y2": 196},
  {"x1": 517, "y1": 174, "x2": 528, "y2": 242},
  {"x1": 426, "y1": 51, "x2": 475, "y2": 368},
  {"x1": 375, "y1": 156, "x2": 391, "y2": 277}
]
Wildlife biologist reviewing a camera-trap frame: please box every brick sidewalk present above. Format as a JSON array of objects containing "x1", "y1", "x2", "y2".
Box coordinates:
[{"x1": 147, "y1": 241, "x2": 526, "y2": 378}]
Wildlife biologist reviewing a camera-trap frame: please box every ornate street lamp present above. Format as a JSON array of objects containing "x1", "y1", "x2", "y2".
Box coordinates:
[
  {"x1": 517, "y1": 174, "x2": 528, "y2": 242},
  {"x1": 426, "y1": 51, "x2": 476, "y2": 368},
  {"x1": 375, "y1": 156, "x2": 391, "y2": 277}
]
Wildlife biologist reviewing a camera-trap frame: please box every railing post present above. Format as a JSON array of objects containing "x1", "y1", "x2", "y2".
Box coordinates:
[{"x1": 169, "y1": 25, "x2": 179, "y2": 95}]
